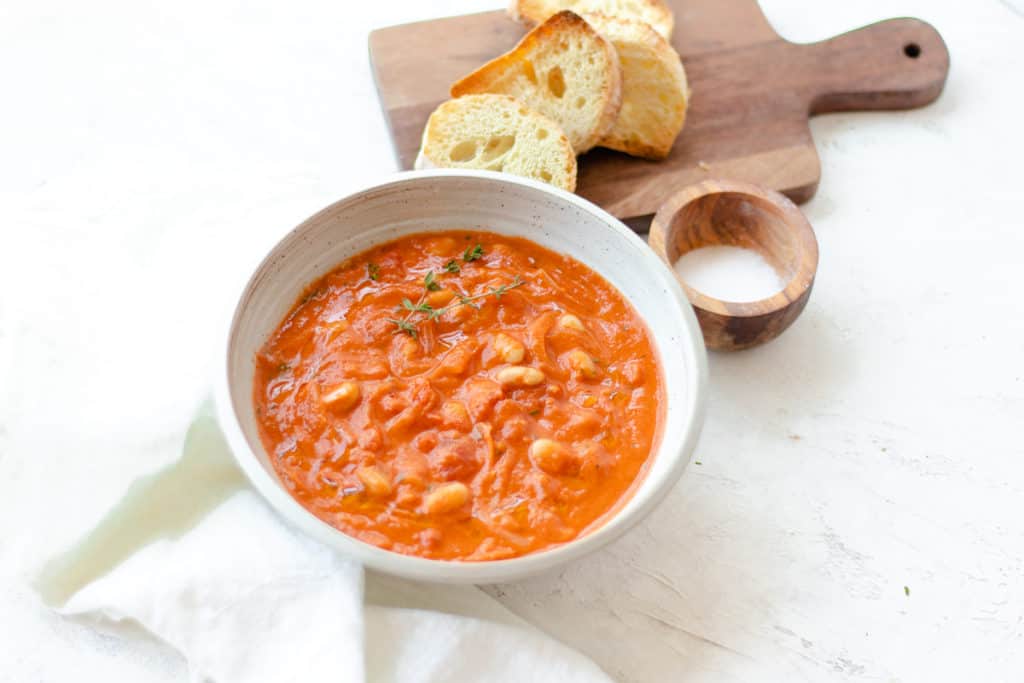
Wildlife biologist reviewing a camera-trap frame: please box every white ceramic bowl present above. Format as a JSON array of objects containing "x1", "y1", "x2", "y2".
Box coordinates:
[{"x1": 215, "y1": 170, "x2": 707, "y2": 583}]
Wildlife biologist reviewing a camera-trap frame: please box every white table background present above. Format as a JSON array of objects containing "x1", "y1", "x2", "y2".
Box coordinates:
[{"x1": 2, "y1": 0, "x2": 1023, "y2": 680}]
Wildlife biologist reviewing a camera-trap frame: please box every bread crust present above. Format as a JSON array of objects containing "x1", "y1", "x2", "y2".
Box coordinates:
[
  {"x1": 509, "y1": 0, "x2": 675, "y2": 40},
  {"x1": 584, "y1": 12, "x2": 688, "y2": 159},
  {"x1": 451, "y1": 11, "x2": 623, "y2": 154}
]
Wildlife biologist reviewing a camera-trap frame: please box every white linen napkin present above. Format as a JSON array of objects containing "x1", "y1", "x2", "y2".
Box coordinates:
[{"x1": 34, "y1": 402, "x2": 612, "y2": 683}]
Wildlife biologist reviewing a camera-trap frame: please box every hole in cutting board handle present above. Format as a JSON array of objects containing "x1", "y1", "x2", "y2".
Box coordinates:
[{"x1": 904, "y1": 43, "x2": 921, "y2": 58}]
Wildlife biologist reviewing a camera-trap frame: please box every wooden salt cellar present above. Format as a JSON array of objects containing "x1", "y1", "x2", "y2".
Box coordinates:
[{"x1": 649, "y1": 179, "x2": 819, "y2": 351}]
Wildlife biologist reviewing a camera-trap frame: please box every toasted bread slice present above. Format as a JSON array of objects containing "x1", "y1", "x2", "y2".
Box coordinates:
[
  {"x1": 509, "y1": 0, "x2": 674, "y2": 40},
  {"x1": 450, "y1": 11, "x2": 622, "y2": 154},
  {"x1": 417, "y1": 94, "x2": 577, "y2": 192},
  {"x1": 584, "y1": 13, "x2": 688, "y2": 159}
]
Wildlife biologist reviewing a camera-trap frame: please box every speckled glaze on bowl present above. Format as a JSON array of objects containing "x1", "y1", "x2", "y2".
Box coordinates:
[{"x1": 214, "y1": 170, "x2": 707, "y2": 583}]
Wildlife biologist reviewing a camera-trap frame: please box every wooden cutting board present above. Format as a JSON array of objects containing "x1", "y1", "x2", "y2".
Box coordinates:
[{"x1": 369, "y1": 0, "x2": 948, "y2": 221}]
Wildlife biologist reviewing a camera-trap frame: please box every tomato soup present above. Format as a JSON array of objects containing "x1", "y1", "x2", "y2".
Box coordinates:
[{"x1": 253, "y1": 231, "x2": 663, "y2": 561}]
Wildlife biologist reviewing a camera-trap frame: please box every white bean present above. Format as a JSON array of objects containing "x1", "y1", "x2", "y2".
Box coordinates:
[
  {"x1": 497, "y1": 365, "x2": 545, "y2": 387},
  {"x1": 494, "y1": 333, "x2": 525, "y2": 363},
  {"x1": 424, "y1": 482, "x2": 470, "y2": 515},
  {"x1": 557, "y1": 313, "x2": 586, "y2": 333},
  {"x1": 357, "y1": 466, "x2": 392, "y2": 497},
  {"x1": 566, "y1": 349, "x2": 599, "y2": 380},
  {"x1": 529, "y1": 438, "x2": 579, "y2": 476},
  {"x1": 322, "y1": 381, "x2": 361, "y2": 411}
]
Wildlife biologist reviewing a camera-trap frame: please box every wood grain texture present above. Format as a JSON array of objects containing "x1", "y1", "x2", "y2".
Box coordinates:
[
  {"x1": 369, "y1": 0, "x2": 949, "y2": 220},
  {"x1": 649, "y1": 179, "x2": 818, "y2": 350}
]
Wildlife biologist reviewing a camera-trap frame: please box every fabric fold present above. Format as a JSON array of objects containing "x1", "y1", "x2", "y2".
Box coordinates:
[{"x1": 34, "y1": 401, "x2": 613, "y2": 683}]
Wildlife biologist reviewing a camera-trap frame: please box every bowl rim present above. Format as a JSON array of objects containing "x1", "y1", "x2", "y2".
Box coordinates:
[{"x1": 214, "y1": 169, "x2": 708, "y2": 583}]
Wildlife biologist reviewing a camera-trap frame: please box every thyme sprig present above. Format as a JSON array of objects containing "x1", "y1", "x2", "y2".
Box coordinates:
[
  {"x1": 431, "y1": 275, "x2": 525, "y2": 320},
  {"x1": 387, "y1": 291, "x2": 430, "y2": 339},
  {"x1": 387, "y1": 317, "x2": 420, "y2": 338},
  {"x1": 389, "y1": 275, "x2": 525, "y2": 338}
]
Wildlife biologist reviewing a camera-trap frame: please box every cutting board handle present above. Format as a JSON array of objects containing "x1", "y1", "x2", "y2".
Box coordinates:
[{"x1": 804, "y1": 18, "x2": 950, "y2": 115}]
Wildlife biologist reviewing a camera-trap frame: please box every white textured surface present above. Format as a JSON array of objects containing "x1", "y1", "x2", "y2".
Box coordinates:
[{"x1": 1, "y1": 0, "x2": 1023, "y2": 681}]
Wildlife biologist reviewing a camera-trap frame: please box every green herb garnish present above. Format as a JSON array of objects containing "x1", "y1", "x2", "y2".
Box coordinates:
[
  {"x1": 367, "y1": 263, "x2": 380, "y2": 281},
  {"x1": 387, "y1": 318, "x2": 419, "y2": 339},
  {"x1": 424, "y1": 270, "x2": 441, "y2": 291},
  {"x1": 444, "y1": 260, "x2": 461, "y2": 274},
  {"x1": 463, "y1": 244, "x2": 484, "y2": 262},
  {"x1": 424, "y1": 275, "x2": 523, "y2": 321},
  {"x1": 388, "y1": 275, "x2": 525, "y2": 337},
  {"x1": 402, "y1": 297, "x2": 435, "y2": 315}
]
